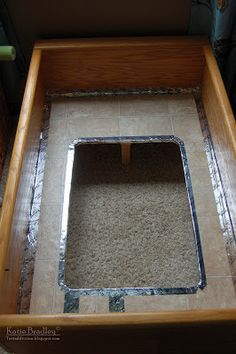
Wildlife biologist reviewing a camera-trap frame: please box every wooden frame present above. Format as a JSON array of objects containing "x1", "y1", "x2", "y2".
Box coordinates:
[
  {"x1": 0, "y1": 37, "x2": 236, "y2": 353},
  {"x1": 0, "y1": 83, "x2": 11, "y2": 193}
]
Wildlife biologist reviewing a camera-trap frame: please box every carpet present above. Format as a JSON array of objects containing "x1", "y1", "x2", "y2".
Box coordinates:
[{"x1": 64, "y1": 142, "x2": 200, "y2": 289}]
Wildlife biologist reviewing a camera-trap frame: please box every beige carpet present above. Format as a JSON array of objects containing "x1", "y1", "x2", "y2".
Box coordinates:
[{"x1": 65, "y1": 142, "x2": 200, "y2": 289}]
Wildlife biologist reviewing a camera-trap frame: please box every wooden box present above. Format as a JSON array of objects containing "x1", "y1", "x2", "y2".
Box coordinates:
[{"x1": 0, "y1": 37, "x2": 236, "y2": 353}]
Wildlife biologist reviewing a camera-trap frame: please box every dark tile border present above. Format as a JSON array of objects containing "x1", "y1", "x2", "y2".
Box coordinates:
[{"x1": 109, "y1": 295, "x2": 125, "y2": 313}]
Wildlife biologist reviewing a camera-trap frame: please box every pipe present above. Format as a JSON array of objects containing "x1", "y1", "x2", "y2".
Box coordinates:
[{"x1": 0, "y1": 46, "x2": 16, "y2": 61}]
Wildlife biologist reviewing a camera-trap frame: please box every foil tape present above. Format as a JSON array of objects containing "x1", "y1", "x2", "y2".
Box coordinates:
[
  {"x1": 59, "y1": 135, "x2": 206, "y2": 312},
  {"x1": 47, "y1": 87, "x2": 200, "y2": 99},
  {"x1": 17, "y1": 103, "x2": 51, "y2": 314}
]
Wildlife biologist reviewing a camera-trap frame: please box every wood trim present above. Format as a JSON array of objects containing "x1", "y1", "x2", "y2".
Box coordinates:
[
  {"x1": 0, "y1": 39, "x2": 236, "y2": 350},
  {"x1": 121, "y1": 143, "x2": 131, "y2": 165},
  {"x1": 0, "y1": 77, "x2": 45, "y2": 314},
  {"x1": 35, "y1": 36, "x2": 208, "y2": 51},
  {"x1": 202, "y1": 45, "x2": 236, "y2": 230},
  {"x1": 0, "y1": 49, "x2": 42, "y2": 287},
  {"x1": 1, "y1": 310, "x2": 236, "y2": 353},
  {"x1": 39, "y1": 37, "x2": 208, "y2": 91},
  {"x1": 1, "y1": 309, "x2": 236, "y2": 328},
  {"x1": 203, "y1": 46, "x2": 236, "y2": 154}
]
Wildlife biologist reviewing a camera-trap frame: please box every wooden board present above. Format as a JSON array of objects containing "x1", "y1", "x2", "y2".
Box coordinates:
[
  {"x1": 1, "y1": 310, "x2": 236, "y2": 353},
  {"x1": 0, "y1": 49, "x2": 44, "y2": 312},
  {"x1": 202, "y1": 46, "x2": 236, "y2": 232},
  {"x1": 0, "y1": 37, "x2": 236, "y2": 354},
  {"x1": 38, "y1": 37, "x2": 207, "y2": 91}
]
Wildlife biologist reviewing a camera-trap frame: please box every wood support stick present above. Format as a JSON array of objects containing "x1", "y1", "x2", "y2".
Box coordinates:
[{"x1": 121, "y1": 143, "x2": 131, "y2": 165}]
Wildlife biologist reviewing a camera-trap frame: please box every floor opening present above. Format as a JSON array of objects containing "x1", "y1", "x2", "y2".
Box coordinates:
[{"x1": 63, "y1": 138, "x2": 203, "y2": 291}]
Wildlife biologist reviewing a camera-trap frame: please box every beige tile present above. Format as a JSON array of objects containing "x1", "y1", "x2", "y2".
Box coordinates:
[
  {"x1": 49, "y1": 114, "x2": 67, "y2": 135},
  {"x1": 48, "y1": 100, "x2": 70, "y2": 144},
  {"x1": 46, "y1": 141, "x2": 70, "y2": 163},
  {"x1": 172, "y1": 115, "x2": 203, "y2": 141},
  {"x1": 38, "y1": 201, "x2": 62, "y2": 233},
  {"x1": 33, "y1": 258, "x2": 57, "y2": 284},
  {"x1": 41, "y1": 158, "x2": 66, "y2": 206},
  {"x1": 48, "y1": 102, "x2": 68, "y2": 154},
  {"x1": 119, "y1": 116, "x2": 173, "y2": 136},
  {"x1": 46, "y1": 130, "x2": 70, "y2": 161},
  {"x1": 36, "y1": 202, "x2": 62, "y2": 260},
  {"x1": 37, "y1": 234, "x2": 60, "y2": 260},
  {"x1": 119, "y1": 95, "x2": 169, "y2": 117},
  {"x1": 67, "y1": 116, "x2": 120, "y2": 139},
  {"x1": 197, "y1": 216, "x2": 231, "y2": 276},
  {"x1": 36, "y1": 229, "x2": 61, "y2": 261},
  {"x1": 79, "y1": 296, "x2": 109, "y2": 313},
  {"x1": 187, "y1": 277, "x2": 236, "y2": 309},
  {"x1": 193, "y1": 185, "x2": 218, "y2": 217},
  {"x1": 79, "y1": 297, "x2": 96, "y2": 313},
  {"x1": 50, "y1": 100, "x2": 67, "y2": 120},
  {"x1": 187, "y1": 151, "x2": 209, "y2": 170},
  {"x1": 172, "y1": 115, "x2": 204, "y2": 154},
  {"x1": 183, "y1": 141, "x2": 205, "y2": 154},
  {"x1": 53, "y1": 285, "x2": 65, "y2": 313},
  {"x1": 30, "y1": 285, "x2": 54, "y2": 314},
  {"x1": 97, "y1": 297, "x2": 109, "y2": 313},
  {"x1": 30, "y1": 259, "x2": 57, "y2": 314},
  {"x1": 46, "y1": 107, "x2": 70, "y2": 164},
  {"x1": 40, "y1": 180, "x2": 65, "y2": 207},
  {"x1": 125, "y1": 295, "x2": 187, "y2": 312},
  {"x1": 67, "y1": 96, "x2": 119, "y2": 118},
  {"x1": 45, "y1": 141, "x2": 68, "y2": 169},
  {"x1": 189, "y1": 166, "x2": 212, "y2": 189},
  {"x1": 168, "y1": 94, "x2": 198, "y2": 115}
]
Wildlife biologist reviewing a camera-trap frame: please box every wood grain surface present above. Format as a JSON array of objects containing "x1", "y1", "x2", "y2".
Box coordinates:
[
  {"x1": 38, "y1": 37, "x2": 207, "y2": 90},
  {"x1": 0, "y1": 49, "x2": 43, "y2": 300},
  {"x1": 1, "y1": 310, "x2": 236, "y2": 353},
  {"x1": 202, "y1": 45, "x2": 236, "y2": 231},
  {"x1": 0, "y1": 38, "x2": 236, "y2": 354}
]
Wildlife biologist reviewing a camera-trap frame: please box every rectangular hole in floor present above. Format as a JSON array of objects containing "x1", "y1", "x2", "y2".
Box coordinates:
[{"x1": 63, "y1": 139, "x2": 203, "y2": 291}]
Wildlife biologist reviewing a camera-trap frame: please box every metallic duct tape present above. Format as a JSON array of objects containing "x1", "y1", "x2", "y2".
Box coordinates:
[
  {"x1": 47, "y1": 87, "x2": 200, "y2": 99},
  {"x1": 195, "y1": 95, "x2": 236, "y2": 279},
  {"x1": 59, "y1": 135, "x2": 206, "y2": 312},
  {"x1": 17, "y1": 103, "x2": 51, "y2": 314}
]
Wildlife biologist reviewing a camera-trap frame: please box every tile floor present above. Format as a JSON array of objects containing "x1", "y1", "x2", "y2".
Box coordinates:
[{"x1": 29, "y1": 94, "x2": 236, "y2": 314}]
